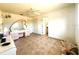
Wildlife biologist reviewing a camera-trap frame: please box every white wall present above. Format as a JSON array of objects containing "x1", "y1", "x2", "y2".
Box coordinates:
[
  {"x1": 0, "y1": 10, "x2": 3, "y2": 32},
  {"x1": 44, "y1": 5, "x2": 75, "y2": 44},
  {"x1": 76, "y1": 4, "x2": 79, "y2": 54}
]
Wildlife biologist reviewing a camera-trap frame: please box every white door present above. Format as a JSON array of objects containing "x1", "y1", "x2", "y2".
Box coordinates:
[{"x1": 38, "y1": 19, "x2": 43, "y2": 35}]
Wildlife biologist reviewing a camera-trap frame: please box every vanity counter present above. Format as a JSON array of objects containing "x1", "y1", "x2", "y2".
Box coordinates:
[{"x1": 0, "y1": 35, "x2": 16, "y2": 55}]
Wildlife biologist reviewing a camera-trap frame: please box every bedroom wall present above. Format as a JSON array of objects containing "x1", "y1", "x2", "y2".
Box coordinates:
[
  {"x1": 44, "y1": 4, "x2": 75, "y2": 44},
  {"x1": 0, "y1": 10, "x2": 3, "y2": 32},
  {"x1": 76, "y1": 4, "x2": 79, "y2": 54}
]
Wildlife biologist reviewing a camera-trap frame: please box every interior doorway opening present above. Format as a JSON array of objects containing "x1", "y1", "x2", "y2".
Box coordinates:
[
  {"x1": 43, "y1": 17, "x2": 48, "y2": 36},
  {"x1": 46, "y1": 26, "x2": 48, "y2": 35}
]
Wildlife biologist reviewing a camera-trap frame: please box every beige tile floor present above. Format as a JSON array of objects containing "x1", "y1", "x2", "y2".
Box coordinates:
[{"x1": 14, "y1": 33, "x2": 75, "y2": 55}]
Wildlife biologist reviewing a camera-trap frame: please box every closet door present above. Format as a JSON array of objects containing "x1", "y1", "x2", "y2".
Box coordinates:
[
  {"x1": 38, "y1": 19, "x2": 43, "y2": 35},
  {"x1": 33, "y1": 19, "x2": 38, "y2": 34}
]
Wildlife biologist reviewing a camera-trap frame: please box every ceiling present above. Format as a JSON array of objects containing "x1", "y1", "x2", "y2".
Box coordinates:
[{"x1": 0, "y1": 3, "x2": 74, "y2": 15}]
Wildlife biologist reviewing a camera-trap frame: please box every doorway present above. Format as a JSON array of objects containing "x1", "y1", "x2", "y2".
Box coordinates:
[
  {"x1": 44, "y1": 17, "x2": 48, "y2": 36},
  {"x1": 46, "y1": 26, "x2": 48, "y2": 35}
]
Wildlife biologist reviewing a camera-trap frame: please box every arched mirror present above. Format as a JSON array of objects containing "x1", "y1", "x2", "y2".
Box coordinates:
[{"x1": 9, "y1": 20, "x2": 27, "y2": 32}]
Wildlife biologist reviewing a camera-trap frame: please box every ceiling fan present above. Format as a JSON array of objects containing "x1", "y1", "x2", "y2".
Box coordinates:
[{"x1": 19, "y1": 8, "x2": 41, "y2": 18}]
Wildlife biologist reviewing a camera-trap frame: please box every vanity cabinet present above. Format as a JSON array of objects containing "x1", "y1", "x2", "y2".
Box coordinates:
[{"x1": 0, "y1": 35, "x2": 16, "y2": 55}]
